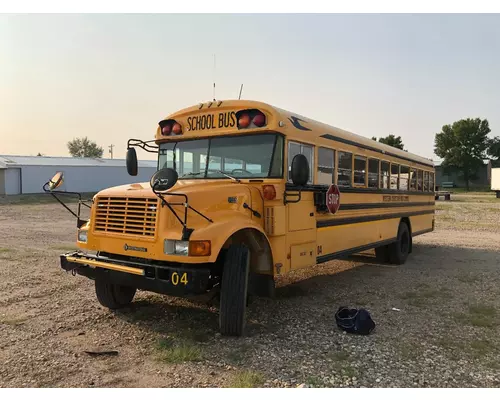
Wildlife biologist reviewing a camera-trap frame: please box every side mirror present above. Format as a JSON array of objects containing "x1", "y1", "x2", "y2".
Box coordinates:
[
  {"x1": 150, "y1": 168, "x2": 178, "y2": 192},
  {"x1": 290, "y1": 154, "x2": 309, "y2": 186},
  {"x1": 48, "y1": 171, "x2": 64, "y2": 191},
  {"x1": 126, "y1": 148, "x2": 138, "y2": 176}
]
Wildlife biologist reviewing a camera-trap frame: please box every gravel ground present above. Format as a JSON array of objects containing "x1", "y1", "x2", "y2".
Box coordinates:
[{"x1": 1, "y1": 194, "x2": 500, "y2": 388}]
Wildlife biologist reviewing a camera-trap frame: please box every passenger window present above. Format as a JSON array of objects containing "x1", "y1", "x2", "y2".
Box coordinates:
[
  {"x1": 423, "y1": 171, "x2": 429, "y2": 191},
  {"x1": 337, "y1": 152, "x2": 352, "y2": 187},
  {"x1": 429, "y1": 172, "x2": 435, "y2": 192},
  {"x1": 368, "y1": 159, "x2": 379, "y2": 188},
  {"x1": 354, "y1": 156, "x2": 367, "y2": 186},
  {"x1": 317, "y1": 147, "x2": 335, "y2": 185},
  {"x1": 417, "y1": 170, "x2": 423, "y2": 191},
  {"x1": 288, "y1": 141, "x2": 313, "y2": 184},
  {"x1": 410, "y1": 168, "x2": 417, "y2": 191},
  {"x1": 400, "y1": 165, "x2": 410, "y2": 191},
  {"x1": 390, "y1": 163, "x2": 399, "y2": 190},
  {"x1": 381, "y1": 161, "x2": 390, "y2": 189}
]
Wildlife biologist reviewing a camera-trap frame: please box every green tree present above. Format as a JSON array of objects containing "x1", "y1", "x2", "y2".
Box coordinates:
[
  {"x1": 434, "y1": 118, "x2": 490, "y2": 191},
  {"x1": 67, "y1": 137, "x2": 104, "y2": 158},
  {"x1": 488, "y1": 136, "x2": 500, "y2": 160},
  {"x1": 371, "y1": 134, "x2": 405, "y2": 150}
]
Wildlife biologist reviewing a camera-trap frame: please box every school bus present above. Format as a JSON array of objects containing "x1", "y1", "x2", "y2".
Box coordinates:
[{"x1": 52, "y1": 99, "x2": 435, "y2": 336}]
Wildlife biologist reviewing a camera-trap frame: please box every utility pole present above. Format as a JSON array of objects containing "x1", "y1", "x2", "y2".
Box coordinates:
[{"x1": 108, "y1": 144, "x2": 114, "y2": 159}]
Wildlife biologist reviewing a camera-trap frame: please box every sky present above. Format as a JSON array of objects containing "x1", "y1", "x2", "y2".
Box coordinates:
[{"x1": 1, "y1": 13, "x2": 499, "y2": 161}]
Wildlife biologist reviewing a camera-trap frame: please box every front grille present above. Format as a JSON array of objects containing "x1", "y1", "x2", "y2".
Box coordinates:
[{"x1": 94, "y1": 197, "x2": 158, "y2": 237}]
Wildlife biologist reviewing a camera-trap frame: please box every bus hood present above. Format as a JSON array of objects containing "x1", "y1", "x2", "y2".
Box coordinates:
[{"x1": 94, "y1": 179, "x2": 262, "y2": 230}]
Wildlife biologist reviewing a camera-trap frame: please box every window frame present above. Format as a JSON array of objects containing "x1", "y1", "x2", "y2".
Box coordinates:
[
  {"x1": 287, "y1": 140, "x2": 314, "y2": 184},
  {"x1": 390, "y1": 163, "x2": 400, "y2": 190},
  {"x1": 337, "y1": 151, "x2": 353, "y2": 188},
  {"x1": 353, "y1": 155, "x2": 368, "y2": 187},
  {"x1": 368, "y1": 158, "x2": 380, "y2": 189},
  {"x1": 317, "y1": 146, "x2": 335, "y2": 185},
  {"x1": 399, "y1": 164, "x2": 410, "y2": 192}
]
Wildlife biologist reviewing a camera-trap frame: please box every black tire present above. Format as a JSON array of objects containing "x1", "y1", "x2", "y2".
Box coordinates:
[
  {"x1": 219, "y1": 244, "x2": 250, "y2": 337},
  {"x1": 388, "y1": 222, "x2": 410, "y2": 265},
  {"x1": 374, "y1": 245, "x2": 390, "y2": 263},
  {"x1": 95, "y1": 279, "x2": 136, "y2": 309}
]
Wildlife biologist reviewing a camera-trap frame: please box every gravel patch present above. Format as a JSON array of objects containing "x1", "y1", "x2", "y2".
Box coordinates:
[{"x1": 1, "y1": 195, "x2": 500, "y2": 388}]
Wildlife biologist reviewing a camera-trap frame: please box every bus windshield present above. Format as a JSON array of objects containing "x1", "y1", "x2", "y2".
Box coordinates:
[{"x1": 158, "y1": 133, "x2": 283, "y2": 179}]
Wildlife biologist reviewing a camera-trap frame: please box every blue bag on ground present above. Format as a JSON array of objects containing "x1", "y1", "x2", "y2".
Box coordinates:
[{"x1": 335, "y1": 306, "x2": 375, "y2": 335}]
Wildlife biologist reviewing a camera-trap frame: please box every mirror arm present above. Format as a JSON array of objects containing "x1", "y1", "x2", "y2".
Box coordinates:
[
  {"x1": 127, "y1": 138, "x2": 159, "y2": 154},
  {"x1": 43, "y1": 182, "x2": 90, "y2": 227}
]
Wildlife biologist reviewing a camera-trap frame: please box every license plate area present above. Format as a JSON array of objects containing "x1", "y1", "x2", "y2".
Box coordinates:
[{"x1": 156, "y1": 267, "x2": 190, "y2": 286}]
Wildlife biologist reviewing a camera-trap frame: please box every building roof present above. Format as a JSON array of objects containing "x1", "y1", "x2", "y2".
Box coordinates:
[{"x1": 0, "y1": 155, "x2": 157, "y2": 169}]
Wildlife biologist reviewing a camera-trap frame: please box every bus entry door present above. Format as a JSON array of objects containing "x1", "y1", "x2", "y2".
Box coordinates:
[{"x1": 286, "y1": 190, "x2": 317, "y2": 270}]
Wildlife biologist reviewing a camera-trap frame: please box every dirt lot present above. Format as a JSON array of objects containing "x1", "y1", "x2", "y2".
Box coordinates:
[{"x1": 1, "y1": 193, "x2": 500, "y2": 388}]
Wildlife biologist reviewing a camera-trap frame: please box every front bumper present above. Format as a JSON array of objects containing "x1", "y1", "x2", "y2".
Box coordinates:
[{"x1": 60, "y1": 252, "x2": 213, "y2": 297}]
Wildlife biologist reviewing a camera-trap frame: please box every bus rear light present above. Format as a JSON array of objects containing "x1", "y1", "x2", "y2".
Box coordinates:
[
  {"x1": 253, "y1": 112, "x2": 266, "y2": 127},
  {"x1": 238, "y1": 113, "x2": 251, "y2": 128},
  {"x1": 263, "y1": 185, "x2": 276, "y2": 200},
  {"x1": 172, "y1": 123, "x2": 182, "y2": 135}
]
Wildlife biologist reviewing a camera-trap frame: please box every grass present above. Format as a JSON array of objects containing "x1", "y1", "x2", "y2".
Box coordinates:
[
  {"x1": 400, "y1": 288, "x2": 451, "y2": 308},
  {"x1": 306, "y1": 376, "x2": 324, "y2": 387},
  {"x1": 0, "y1": 248, "x2": 12, "y2": 253},
  {"x1": 155, "y1": 337, "x2": 203, "y2": 363},
  {"x1": 399, "y1": 342, "x2": 421, "y2": 361},
  {"x1": 331, "y1": 350, "x2": 350, "y2": 362},
  {"x1": 339, "y1": 366, "x2": 358, "y2": 378},
  {"x1": 469, "y1": 339, "x2": 494, "y2": 358},
  {"x1": 453, "y1": 304, "x2": 498, "y2": 328},
  {"x1": 226, "y1": 343, "x2": 253, "y2": 364},
  {"x1": 228, "y1": 371, "x2": 265, "y2": 388},
  {"x1": 457, "y1": 273, "x2": 480, "y2": 284}
]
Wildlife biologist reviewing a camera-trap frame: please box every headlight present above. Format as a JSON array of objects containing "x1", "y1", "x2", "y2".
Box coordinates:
[
  {"x1": 164, "y1": 240, "x2": 188, "y2": 255},
  {"x1": 164, "y1": 240, "x2": 210, "y2": 256},
  {"x1": 78, "y1": 230, "x2": 88, "y2": 243}
]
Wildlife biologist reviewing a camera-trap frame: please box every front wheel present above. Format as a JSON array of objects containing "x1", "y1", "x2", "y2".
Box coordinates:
[
  {"x1": 95, "y1": 279, "x2": 136, "y2": 309},
  {"x1": 388, "y1": 222, "x2": 410, "y2": 265},
  {"x1": 219, "y1": 244, "x2": 250, "y2": 336}
]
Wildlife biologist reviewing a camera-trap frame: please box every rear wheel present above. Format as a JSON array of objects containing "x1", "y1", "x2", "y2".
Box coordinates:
[
  {"x1": 388, "y1": 222, "x2": 410, "y2": 265},
  {"x1": 95, "y1": 279, "x2": 136, "y2": 309},
  {"x1": 219, "y1": 244, "x2": 250, "y2": 337}
]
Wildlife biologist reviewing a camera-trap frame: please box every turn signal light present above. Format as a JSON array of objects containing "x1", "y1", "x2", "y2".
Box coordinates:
[
  {"x1": 262, "y1": 185, "x2": 276, "y2": 200},
  {"x1": 189, "y1": 240, "x2": 211, "y2": 256}
]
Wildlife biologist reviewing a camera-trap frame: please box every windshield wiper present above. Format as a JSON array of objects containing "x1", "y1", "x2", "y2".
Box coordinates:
[
  {"x1": 215, "y1": 170, "x2": 240, "y2": 183},
  {"x1": 181, "y1": 172, "x2": 204, "y2": 177}
]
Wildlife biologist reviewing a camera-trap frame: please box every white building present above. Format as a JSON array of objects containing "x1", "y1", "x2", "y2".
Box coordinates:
[{"x1": 0, "y1": 155, "x2": 157, "y2": 195}]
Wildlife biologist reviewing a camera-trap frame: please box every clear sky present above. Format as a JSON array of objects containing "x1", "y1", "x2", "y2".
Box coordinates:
[{"x1": 1, "y1": 13, "x2": 499, "y2": 161}]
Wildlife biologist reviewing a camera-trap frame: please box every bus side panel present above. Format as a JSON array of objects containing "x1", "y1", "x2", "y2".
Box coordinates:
[
  {"x1": 410, "y1": 214, "x2": 434, "y2": 235},
  {"x1": 317, "y1": 219, "x2": 388, "y2": 257}
]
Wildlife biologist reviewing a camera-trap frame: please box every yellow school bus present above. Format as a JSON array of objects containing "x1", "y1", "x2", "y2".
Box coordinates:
[{"x1": 52, "y1": 99, "x2": 435, "y2": 336}]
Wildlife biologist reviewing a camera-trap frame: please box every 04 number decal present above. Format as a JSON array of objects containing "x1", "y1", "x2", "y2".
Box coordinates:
[{"x1": 171, "y1": 272, "x2": 188, "y2": 286}]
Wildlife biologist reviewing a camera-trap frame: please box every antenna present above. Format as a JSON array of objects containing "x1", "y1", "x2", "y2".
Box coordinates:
[
  {"x1": 108, "y1": 144, "x2": 114, "y2": 159},
  {"x1": 238, "y1": 84, "x2": 243, "y2": 100},
  {"x1": 212, "y1": 54, "x2": 216, "y2": 101}
]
